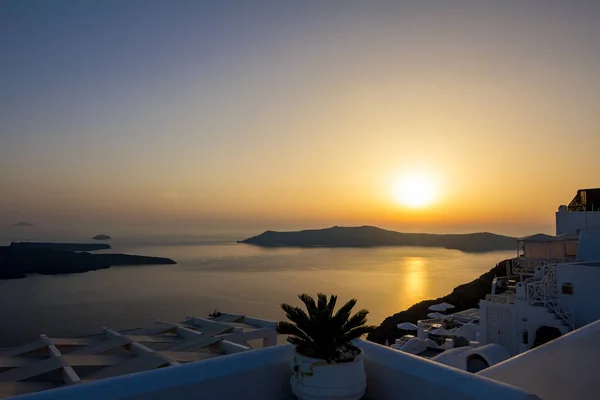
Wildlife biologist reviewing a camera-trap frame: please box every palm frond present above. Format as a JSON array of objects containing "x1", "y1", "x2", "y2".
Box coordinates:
[
  {"x1": 333, "y1": 298, "x2": 357, "y2": 326},
  {"x1": 298, "y1": 293, "x2": 317, "y2": 319},
  {"x1": 317, "y1": 293, "x2": 328, "y2": 310},
  {"x1": 281, "y1": 303, "x2": 310, "y2": 326},
  {"x1": 281, "y1": 303, "x2": 315, "y2": 338},
  {"x1": 276, "y1": 321, "x2": 311, "y2": 342},
  {"x1": 326, "y1": 295, "x2": 337, "y2": 318},
  {"x1": 342, "y1": 309, "x2": 370, "y2": 333},
  {"x1": 277, "y1": 293, "x2": 373, "y2": 362},
  {"x1": 338, "y1": 325, "x2": 377, "y2": 343}
]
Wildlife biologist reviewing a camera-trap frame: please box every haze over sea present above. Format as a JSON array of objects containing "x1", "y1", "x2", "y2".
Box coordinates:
[{"x1": 0, "y1": 231, "x2": 513, "y2": 346}]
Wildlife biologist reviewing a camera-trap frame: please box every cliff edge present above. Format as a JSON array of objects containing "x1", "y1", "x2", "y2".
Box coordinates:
[{"x1": 367, "y1": 260, "x2": 510, "y2": 344}]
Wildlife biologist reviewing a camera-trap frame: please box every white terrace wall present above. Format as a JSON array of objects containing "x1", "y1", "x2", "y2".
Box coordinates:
[
  {"x1": 479, "y1": 300, "x2": 568, "y2": 356},
  {"x1": 556, "y1": 211, "x2": 600, "y2": 235},
  {"x1": 356, "y1": 341, "x2": 538, "y2": 400},
  {"x1": 479, "y1": 319, "x2": 600, "y2": 400},
  {"x1": 13, "y1": 342, "x2": 538, "y2": 400},
  {"x1": 556, "y1": 262, "x2": 600, "y2": 327},
  {"x1": 11, "y1": 345, "x2": 296, "y2": 400}
]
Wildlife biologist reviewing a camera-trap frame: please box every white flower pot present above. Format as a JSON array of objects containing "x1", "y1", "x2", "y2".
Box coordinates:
[{"x1": 290, "y1": 349, "x2": 367, "y2": 400}]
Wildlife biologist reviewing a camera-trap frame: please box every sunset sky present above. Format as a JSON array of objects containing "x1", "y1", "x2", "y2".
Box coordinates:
[{"x1": 1, "y1": 1, "x2": 599, "y2": 236}]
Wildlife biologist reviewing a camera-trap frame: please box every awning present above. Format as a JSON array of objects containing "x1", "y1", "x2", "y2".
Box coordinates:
[
  {"x1": 427, "y1": 312, "x2": 447, "y2": 319},
  {"x1": 518, "y1": 233, "x2": 556, "y2": 242},
  {"x1": 397, "y1": 322, "x2": 418, "y2": 331},
  {"x1": 428, "y1": 302, "x2": 455, "y2": 312}
]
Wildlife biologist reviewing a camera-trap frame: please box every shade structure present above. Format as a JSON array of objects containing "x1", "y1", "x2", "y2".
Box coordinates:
[
  {"x1": 397, "y1": 322, "x2": 418, "y2": 331},
  {"x1": 427, "y1": 312, "x2": 446, "y2": 319},
  {"x1": 428, "y1": 302, "x2": 455, "y2": 312},
  {"x1": 429, "y1": 328, "x2": 450, "y2": 336}
]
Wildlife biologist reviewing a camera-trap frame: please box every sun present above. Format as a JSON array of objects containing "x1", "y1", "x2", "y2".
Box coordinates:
[{"x1": 392, "y1": 173, "x2": 438, "y2": 208}]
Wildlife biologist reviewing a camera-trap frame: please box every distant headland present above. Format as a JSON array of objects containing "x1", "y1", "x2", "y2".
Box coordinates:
[
  {"x1": 0, "y1": 242, "x2": 176, "y2": 280},
  {"x1": 13, "y1": 221, "x2": 34, "y2": 227},
  {"x1": 92, "y1": 234, "x2": 112, "y2": 240},
  {"x1": 239, "y1": 226, "x2": 517, "y2": 253}
]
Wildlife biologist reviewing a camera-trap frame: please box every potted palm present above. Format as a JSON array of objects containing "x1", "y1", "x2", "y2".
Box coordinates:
[{"x1": 276, "y1": 293, "x2": 376, "y2": 400}]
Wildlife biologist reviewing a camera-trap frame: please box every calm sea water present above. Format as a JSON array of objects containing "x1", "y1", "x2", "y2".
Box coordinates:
[{"x1": 0, "y1": 240, "x2": 513, "y2": 346}]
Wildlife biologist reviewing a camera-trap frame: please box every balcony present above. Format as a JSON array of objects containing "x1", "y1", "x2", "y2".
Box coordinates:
[
  {"x1": 511, "y1": 257, "x2": 575, "y2": 274},
  {"x1": 12, "y1": 341, "x2": 539, "y2": 400}
]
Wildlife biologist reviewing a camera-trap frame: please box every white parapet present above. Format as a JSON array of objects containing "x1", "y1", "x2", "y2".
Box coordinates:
[
  {"x1": 9, "y1": 341, "x2": 541, "y2": 400},
  {"x1": 356, "y1": 340, "x2": 539, "y2": 400},
  {"x1": 478, "y1": 319, "x2": 600, "y2": 400},
  {"x1": 556, "y1": 210, "x2": 600, "y2": 236}
]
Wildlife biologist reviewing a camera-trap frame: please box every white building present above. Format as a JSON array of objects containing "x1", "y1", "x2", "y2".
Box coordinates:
[
  {"x1": 555, "y1": 188, "x2": 600, "y2": 235},
  {"x1": 480, "y1": 189, "x2": 600, "y2": 356},
  {"x1": 397, "y1": 188, "x2": 600, "y2": 362}
]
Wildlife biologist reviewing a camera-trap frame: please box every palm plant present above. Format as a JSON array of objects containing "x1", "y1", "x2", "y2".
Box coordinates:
[{"x1": 276, "y1": 293, "x2": 376, "y2": 362}]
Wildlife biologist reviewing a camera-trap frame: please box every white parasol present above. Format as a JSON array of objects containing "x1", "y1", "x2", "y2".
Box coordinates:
[
  {"x1": 428, "y1": 302, "x2": 455, "y2": 312},
  {"x1": 397, "y1": 322, "x2": 418, "y2": 331}
]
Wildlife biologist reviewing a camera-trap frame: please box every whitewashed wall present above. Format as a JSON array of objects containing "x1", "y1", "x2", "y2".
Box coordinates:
[
  {"x1": 479, "y1": 301, "x2": 568, "y2": 356},
  {"x1": 357, "y1": 341, "x2": 538, "y2": 400},
  {"x1": 479, "y1": 320, "x2": 600, "y2": 400},
  {"x1": 555, "y1": 211, "x2": 600, "y2": 235},
  {"x1": 557, "y1": 262, "x2": 600, "y2": 327},
  {"x1": 11, "y1": 345, "x2": 296, "y2": 400},
  {"x1": 12, "y1": 341, "x2": 538, "y2": 400}
]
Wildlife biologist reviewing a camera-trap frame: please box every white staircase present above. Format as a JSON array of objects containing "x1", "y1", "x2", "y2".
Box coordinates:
[{"x1": 526, "y1": 266, "x2": 575, "y2": 330}]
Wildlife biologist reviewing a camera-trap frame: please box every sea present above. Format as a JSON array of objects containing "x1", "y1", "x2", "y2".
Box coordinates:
[{"x1": 0, "y1": 235, "x2": 514, "y2": 346}]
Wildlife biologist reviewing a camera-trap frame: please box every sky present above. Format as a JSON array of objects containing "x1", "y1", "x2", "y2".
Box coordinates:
[{"x1": 1, "y1": 0, "x2": 599, "y2": 237}]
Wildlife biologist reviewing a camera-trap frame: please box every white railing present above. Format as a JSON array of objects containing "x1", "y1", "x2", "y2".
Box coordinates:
[
  {"x1": 511, "y1": 257, "x2": 576, "y2": 274},
  {"x1": 526, "y1": 266, "x2": 574, "y2": 330},
  {"x1": 546, "y1": 299, "x2": 575, "y2": 330}
]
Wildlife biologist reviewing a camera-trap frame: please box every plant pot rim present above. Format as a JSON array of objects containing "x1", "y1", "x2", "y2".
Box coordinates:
[{"x1": 294, "y1": 347, "x2": 364, "y2": 364}]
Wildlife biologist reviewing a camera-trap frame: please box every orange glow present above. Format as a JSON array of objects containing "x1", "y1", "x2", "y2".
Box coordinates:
[
  {"x1": 2, "y1": 3, "x2": 598, "y2": 237},
  {"x1": 400, "y1": 257, "x2": 427, "y2": 307},
  {"x1": 392, "y1": 172, "x2": 438, "y2": 208}
]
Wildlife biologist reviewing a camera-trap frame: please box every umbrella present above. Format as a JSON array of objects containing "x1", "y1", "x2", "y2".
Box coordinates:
[
  {"x1": 428, "y1": 302, "x2": 455, "y2": 312},
  {"x1": 428, "y1": 328, "x2": 449, "y2": 336},
  {"x1": 397, "y1": 322, "x2": 418, "y2": 331},
  {"x1": 427, "y1": 312, "x2": 446, "y2": 319}
]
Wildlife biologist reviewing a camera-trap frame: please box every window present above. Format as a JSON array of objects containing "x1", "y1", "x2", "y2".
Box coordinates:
[{"x1": 561, "y1": 283, "x2": 574, "y2": 295}]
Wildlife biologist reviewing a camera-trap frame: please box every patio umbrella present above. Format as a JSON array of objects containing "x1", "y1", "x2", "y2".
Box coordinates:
[
  {"x1": 397, "y1": 322, "x2": 418, "y2": 331},
  {"x1": 428, "y1": 302, "x2": 455, "y2": 312},
  {"x1": 428, "y1": 328, "x2": 450, "y2": 336},
  {"x1": 427, "y1": 312, "x2": 446, "y2": 319}
]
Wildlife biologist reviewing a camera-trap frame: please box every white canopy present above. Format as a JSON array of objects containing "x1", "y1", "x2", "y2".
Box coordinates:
[
  {"x1": 427, "y1": 312, "x2": 446, "y2": 319},
  {"x1": 428, "y1": 328, "x2": 450, "y2": 336},
  {"x1": 428, "y1": 302, "x2": 455, "y2": 312},
  {"x1": 518, "y1": 233, "x2": 556, "y2": 242},
  {"x1": 397, "y1": 322, "x2": 418, "y2": 331}
]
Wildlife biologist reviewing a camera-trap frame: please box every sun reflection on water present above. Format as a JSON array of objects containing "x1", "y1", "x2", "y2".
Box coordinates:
[{"x1": 400, "y1": 257, "x2": 428, "y2": 307}]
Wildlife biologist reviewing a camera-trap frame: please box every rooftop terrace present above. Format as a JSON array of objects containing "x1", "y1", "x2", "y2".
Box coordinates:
[
  {"x1": 9, "y1": 341, "x2": 540, "y2": 400},
  {"x1": 0, "y1": 314, "x2": 277, "y2": 398},
  {"x1": 4, "y1": 313, "x2": 599, "y2": 399}
]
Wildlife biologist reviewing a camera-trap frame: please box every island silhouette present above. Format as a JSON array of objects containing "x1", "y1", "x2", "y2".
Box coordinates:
[
  {"x1": 92, "y1": 234, "x2": 112, "y2": 240},
  {"x1": 13, "y1": 221, "x2": 34, "y2": 227},
  {"x1": 239, "y1": 226, "x2": 517, "y2": 253},
  {"x1": 1, "y1": 242, "x2": 175, "y2": 279}
]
